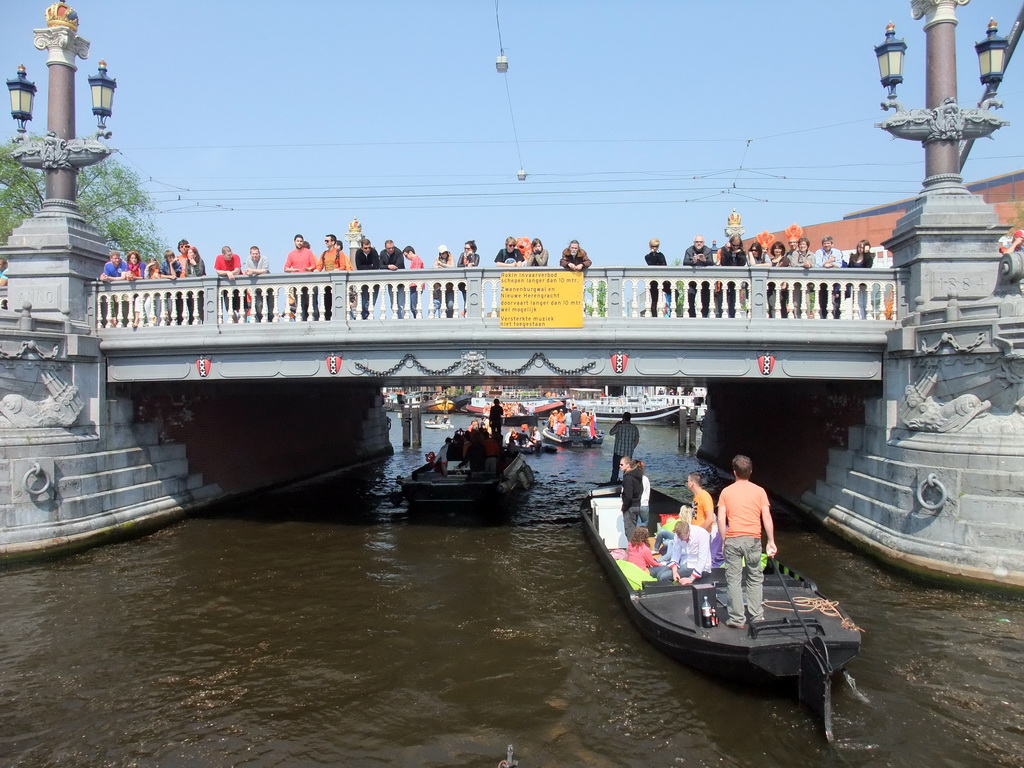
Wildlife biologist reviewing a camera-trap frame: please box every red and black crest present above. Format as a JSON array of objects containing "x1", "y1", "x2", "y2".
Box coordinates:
[
  {"x1": 610, "y1": 352, "x2": 629, "y2": 374},
  {"x1": 326, "y1": 355, "x2": 343, "y2": 375},
  {"x1": 195, "y1": 358, "x2": 212, "y2": 378},
  {"x1": 757, "y1": 354, "x2": 776, "y2": 376}
]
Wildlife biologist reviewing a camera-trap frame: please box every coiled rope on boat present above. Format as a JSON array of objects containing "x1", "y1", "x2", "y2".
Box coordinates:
[{"x1": 764, "y1": 596, "x2": 865, "y2": 633}]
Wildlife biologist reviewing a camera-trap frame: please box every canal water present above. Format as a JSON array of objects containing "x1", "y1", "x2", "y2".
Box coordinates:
[{"x1": 2, "y1": 417, "x2": 1022, "y2": 767}]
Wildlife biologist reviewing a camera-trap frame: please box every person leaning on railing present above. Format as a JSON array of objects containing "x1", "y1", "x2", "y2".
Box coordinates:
[
  {"x1": 525, "y1": 238, "x2": 548, "y2": 267},
  {"x1": 715, "y1": 235, "x2": 745, "y2": 318},
  {"x1": 433, "y1": 245, "x2": 456, "y2": 318},
  {"x1": 766, "y1": 241, "x2": 791, "y2": 318},
  {"x1": 495, "y1": 237, "x2": 525, "y2": 267},
  {"x1": 843, "y1": 239, "x2": 874, "y2": 320},
  {"x1": 813, "y1": 235, "x2": 842, "y2": 319},
  {"x1": 683, "y1": 235, "x2": 713, "y2": 318},
  {"x1": 560, "y1": 240, "x2": 591, "y2": 272},
  {"x1": 643, "y1": 238, "x2": 669, "y2": 317},
  {"x1": 456, "y1": 240, "x2": 480, "y2": 316}
]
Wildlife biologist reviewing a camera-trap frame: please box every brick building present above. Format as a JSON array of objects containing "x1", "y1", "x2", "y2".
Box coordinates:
[{"x1": 763, "y1": 169, "x2": 1024, "y2": 264}]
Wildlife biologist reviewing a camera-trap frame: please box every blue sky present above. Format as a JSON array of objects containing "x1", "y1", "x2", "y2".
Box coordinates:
[{"x1": 3, "y1": 1, "x2": 1022, "y2": 271}]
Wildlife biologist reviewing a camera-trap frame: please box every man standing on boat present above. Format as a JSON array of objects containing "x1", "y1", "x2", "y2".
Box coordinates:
[
  {"x1": 716, "y1": 455, "x2": 777, "y2": 629},
  {"x1": 488, "y1": 398, "x2": 504, "y2": 438},
  {"x1": 608, "y1": 412, "x2": 639, "y2": 483}
]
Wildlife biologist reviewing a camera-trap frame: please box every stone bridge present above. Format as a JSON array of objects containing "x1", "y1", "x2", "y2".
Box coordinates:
[{"x1": 91, "y1": 267, "x2": 902, "y2": 386}]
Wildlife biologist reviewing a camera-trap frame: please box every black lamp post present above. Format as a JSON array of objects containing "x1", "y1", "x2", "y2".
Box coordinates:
[{"x1": 875, "y1": 4, "x2": 1008, "y2": 196}]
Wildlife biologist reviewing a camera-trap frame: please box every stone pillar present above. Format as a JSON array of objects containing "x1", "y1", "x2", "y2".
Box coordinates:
[
  {"x1": 35, "y1": 25, "x2": 89, "y2": 208},
  {"x1": 915, "y1": 0, "x2": 964, "y2": 191}
]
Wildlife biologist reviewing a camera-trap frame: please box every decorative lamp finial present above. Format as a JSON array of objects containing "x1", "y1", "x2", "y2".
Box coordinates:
[{"x1": 44, "y1": 3, "x2": 80, "y2": 32}]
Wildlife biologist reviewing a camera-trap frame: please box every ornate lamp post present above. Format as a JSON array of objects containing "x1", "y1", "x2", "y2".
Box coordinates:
[
  {"x1": 5, "y1": 2, "x2": 115, "y2": 219},
  {"x1": 875, "y1": 1, "x2": 1008, "y2": 195}
]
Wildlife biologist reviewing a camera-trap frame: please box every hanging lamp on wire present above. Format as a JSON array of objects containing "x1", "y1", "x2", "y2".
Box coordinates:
[
  {"x1": 494, "y1": 1, "x2": 525, "y2": 179},
  {"x1": 495, "y1": 0, "x2": 508, "y2": 72}
]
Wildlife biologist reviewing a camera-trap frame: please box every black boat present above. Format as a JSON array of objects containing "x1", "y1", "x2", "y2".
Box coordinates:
[
  {"x1": 581, "y1": 485, "x2": 862, "y2": 740},
  {"x1": 396, "y1": 453, "x2": 534, "y2": 509},
  {"x1": 541, "y1": 425, "x2": 604, "y2": 448}
]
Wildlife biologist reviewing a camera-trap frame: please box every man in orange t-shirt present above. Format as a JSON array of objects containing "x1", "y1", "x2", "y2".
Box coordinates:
[{"x1": 716, "y1": 455, "x2": 777, "y2": 628}]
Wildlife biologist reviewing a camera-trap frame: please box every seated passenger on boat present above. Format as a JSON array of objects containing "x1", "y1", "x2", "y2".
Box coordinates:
[
  {"x1": 528, "y1": 426, "x2": 542, "y2": 446},
  {"x1": 626, "y1": 527, "x2": 672, "y2": 581},
  {"x1": 657, "y1": 520, "x2": 712, "y2": 585},
  {"x1": 437, "y1": 437, "x2": 452, "y2": 476},
  {"x1": 505, "y1": 429, "x2": 521, "y2": 453},
  {"x1": 482, "y1": 431, "x2": 501, "y2": 473},
  {"x1": 465, "y1": 430, "x2": 487, "y2": 472}
]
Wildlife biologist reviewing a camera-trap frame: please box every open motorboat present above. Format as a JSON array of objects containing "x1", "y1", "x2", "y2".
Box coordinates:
[
  {"x1": 463, "y1": 397, "x2": 564, "y2": 426},
  {"x1": 423, "y1": 417, "x2": 454, "y2": 430},
  {"x1": 581, "y1": 484, "x2": 862, "y2": 740},
  {"x1": 541, "y1": 425, "x2": 604, "y2": 448},
  {"x1": 396, "y1": 453, "x2": 534, "y2": 510}
]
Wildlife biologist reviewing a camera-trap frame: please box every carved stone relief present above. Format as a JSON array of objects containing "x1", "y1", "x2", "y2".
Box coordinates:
[
  {"x1": 899, "y1": 367, "x2": 990, "y2": 432},
  {"x1": 0, "y1": 371, "x2": 83, "y2": 429}
]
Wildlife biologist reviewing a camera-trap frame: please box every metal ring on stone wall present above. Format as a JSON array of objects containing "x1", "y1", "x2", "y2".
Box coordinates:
[
  {"x1": 22, "y1": 462, "x2": 51, "y2": 496},
  {"x1": 916, "y1": 473, "x2": 946, "y2": 511}
]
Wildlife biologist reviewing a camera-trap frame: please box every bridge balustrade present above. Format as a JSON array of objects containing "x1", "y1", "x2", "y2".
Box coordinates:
[{"x1": 91, "y1": 267, "x2": 901, "y2": 329}]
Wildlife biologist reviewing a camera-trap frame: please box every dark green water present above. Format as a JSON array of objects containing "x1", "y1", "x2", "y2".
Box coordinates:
[{"x1": 2, "y1": 420, "x2": 1022, "y2": 767}]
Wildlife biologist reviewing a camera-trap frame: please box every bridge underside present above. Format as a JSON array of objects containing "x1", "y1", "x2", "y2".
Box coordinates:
[{"x1": 100, "y1": 323, "x2": 887, "y2": 387}]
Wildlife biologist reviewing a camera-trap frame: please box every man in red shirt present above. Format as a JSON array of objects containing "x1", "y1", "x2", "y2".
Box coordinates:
[
  {"x1": 716, "y1": 454, "x2": 777, "y2": 629},
  {"x1": 284, "y1": 234, "x2": 316, "y2": 321},
  {"x1": 215, "y1": 246, "x2": 242, "y2": 322}
]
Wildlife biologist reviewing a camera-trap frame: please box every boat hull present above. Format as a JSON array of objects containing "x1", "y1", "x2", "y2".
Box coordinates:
[
  {"x1": 593, "y1": 404, "x2": 679, "y2": 424},
  {"x1": 397, "y1": 454, "x2": 534, "y2": 509},
  {"x1": 541, "y1": 426, "x2": 604, "y2": 448},
  {"x1": 580, "y1": 487, "x2": 861, "y2": 688}
]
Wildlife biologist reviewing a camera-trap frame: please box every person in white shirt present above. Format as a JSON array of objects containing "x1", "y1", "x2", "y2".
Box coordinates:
[{"x1": 658, "y1": 519, "x2": 712, "y2": 584}]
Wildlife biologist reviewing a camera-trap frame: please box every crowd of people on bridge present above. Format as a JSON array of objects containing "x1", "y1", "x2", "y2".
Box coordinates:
[{"x1": 88, "y1": 225, "x2": 1024, "y2": 324}]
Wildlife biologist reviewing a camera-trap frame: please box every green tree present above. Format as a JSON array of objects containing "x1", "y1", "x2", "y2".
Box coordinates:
[
  {"x1": 0, "y1": 143, "x2": 162, "y2": 259},
  {"x1": 1011, "y1": 200, "x2": 1024, "y2": 232}
]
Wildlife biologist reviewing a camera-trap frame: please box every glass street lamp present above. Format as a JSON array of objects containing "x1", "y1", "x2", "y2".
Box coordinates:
[
  {"x1": 874, "y1": 22, "x2": 906, "y2": 104},
  {"x1": 975, "y1": 19, "x2": 1008, "y2": 88},
  {"x1": 87, "y1": 59, "x2": 116, "y2": 133},
  {"x1": 6, "y1": 64, "x2": 37, "y2": 139}
]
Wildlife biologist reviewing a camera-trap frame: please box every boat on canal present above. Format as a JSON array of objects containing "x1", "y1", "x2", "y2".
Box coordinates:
[
  {"x1": 567, "y1": 387, "x2": 706, "y2": 425},
  {"x1": 581, "y1": 485, "x2": 862, "y2": 740},
  {"x1": 423, "y1": 416, "x2": 454, "y2": 430},
  {"x1": 463, "y1": 396, "x2": 564, "y2": 426},
  {"x1": 541, "y1": 425, "x2": 604, "y2": 448},
  {"x1": 396, "y1": 453, "x2": 534, "y2": 509}
]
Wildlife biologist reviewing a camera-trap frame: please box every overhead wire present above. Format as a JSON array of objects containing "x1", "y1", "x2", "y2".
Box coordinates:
[{"x1": 495, "y1": 0, "x2": 525, "y2": 174}]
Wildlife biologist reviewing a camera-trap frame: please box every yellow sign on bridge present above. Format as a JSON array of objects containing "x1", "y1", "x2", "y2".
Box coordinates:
[{"x1": 499, "y1": 271, "x2": 584, "y2": 329}]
